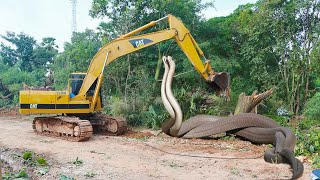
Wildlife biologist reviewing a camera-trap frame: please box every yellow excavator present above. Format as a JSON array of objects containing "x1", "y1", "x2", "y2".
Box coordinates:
[{"x1": 19, "y1": 15, "x2": 230, "y2": 141}]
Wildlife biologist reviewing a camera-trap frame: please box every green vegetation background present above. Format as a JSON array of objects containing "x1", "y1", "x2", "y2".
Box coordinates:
[{"x1": 0, "y1": 0, "x2": 319, "y2": 167}]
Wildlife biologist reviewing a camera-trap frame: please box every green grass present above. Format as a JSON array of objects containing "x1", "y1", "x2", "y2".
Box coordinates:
[{"x1": 72, "y1": 157, "x2": 83, "y2": 166}]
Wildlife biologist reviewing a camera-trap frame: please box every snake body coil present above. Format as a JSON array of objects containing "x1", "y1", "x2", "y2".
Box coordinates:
[{"x1": 160, "y1": 57, "x2": 303, "y2": 179}]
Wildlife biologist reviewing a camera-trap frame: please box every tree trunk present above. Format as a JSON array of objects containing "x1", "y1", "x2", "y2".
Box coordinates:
[
  {"x1": 124, "y1": 55, "x2": 131, "y2": 103},
  {"x1": 234, "y1": 88, "x2": 273, "y2": 114},
  {"x1": 154, "y1": 44, "x2": 162, "y2": 81}
]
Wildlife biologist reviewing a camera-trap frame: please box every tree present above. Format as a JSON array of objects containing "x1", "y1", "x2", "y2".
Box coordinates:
[
  {"x1": 33, "y1": 37, "x2": 58, "y2": 70},
  {"x1": 0, "y1": 32, "x2": 36, "y2": 71},
  {"x1": 89, "y1": 0, "x2": 215, "y2": 81},
  {"x1": 88, "y1": 0, "x2": 221, "y2": 126},
  {"x1": 197, "y1": 4, "x2": 256, "y2": 95},
  {"x1": 52, "y1": 29, "x2": 102, "y2": 90},
  {"x1": 240, "y1": 0, "x2": 320, "y2": 114},
  {"x1": 0, "y1": 32, "x2": 58, "y2": 106},
  {"x1": 89, "y1": 0, "x2": 214, "y2": 30},
  {"x1": 197, "y1": 0, "x2": 320, "y2": 115},
  {"x1": 0, "y1": 33, "x2": 58, "y2": 72}
]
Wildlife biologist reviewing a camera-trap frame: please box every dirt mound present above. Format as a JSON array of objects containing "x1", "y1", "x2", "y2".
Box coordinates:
[
  {"x1": 0, "y1": 107, "x2": 19, "y2": 116},
  {"x1": 123, "y1": 130, "x2": 155, "y2": 139}
]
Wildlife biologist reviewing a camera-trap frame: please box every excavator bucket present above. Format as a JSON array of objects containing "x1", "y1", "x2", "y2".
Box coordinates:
[{"x1": 207, "y1": 72, "x2": 231, "y2": 100}]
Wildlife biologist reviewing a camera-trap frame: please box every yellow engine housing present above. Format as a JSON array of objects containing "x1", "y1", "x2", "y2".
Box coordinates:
[{"x1": 19, "y1": 90, "x2": 102, "y2": 114}]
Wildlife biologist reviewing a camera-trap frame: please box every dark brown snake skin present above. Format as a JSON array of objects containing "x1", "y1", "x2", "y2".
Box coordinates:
[{"x1": 160, "y1": 57, "x2": 303, "y2": 179}]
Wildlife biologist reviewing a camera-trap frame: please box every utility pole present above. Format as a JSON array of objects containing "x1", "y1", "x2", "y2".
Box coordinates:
[{"x1": 70, "y1": 0, "x2": 77, "y2": 32}]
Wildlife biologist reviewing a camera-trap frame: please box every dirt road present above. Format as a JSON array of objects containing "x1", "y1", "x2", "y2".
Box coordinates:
[{"x1": 0, "y1": 115, "x2": 311, "y2": 179}]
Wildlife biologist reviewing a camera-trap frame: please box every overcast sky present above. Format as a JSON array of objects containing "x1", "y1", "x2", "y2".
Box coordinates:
[{"x1": 0, "y1": 0, "x2": 256, "y2": 51}]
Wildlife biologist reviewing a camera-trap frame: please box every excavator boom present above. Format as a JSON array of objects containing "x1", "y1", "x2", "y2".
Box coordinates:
[
  {"x1": 19, "y1": 14, "x2": 230, "y2": 141},
  {"x1": 74, "y1": 14, "x2": 230, "y2": 105}
]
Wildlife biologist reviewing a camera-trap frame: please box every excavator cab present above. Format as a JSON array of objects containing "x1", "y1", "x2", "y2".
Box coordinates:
[
  {"x1": 70, "y1": 73, "x2": 86, "y2": 97},
  {"x1": 69, "y1": 73, "x2": 103, "y2": 109},
  {"x1": 69, "y1": 73, "x2": 99, "y2": 97}
]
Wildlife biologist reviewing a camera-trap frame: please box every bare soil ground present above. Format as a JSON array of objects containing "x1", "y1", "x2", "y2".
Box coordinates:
[{"x1": 0, "y1": 114, "x2": 312, "y2": 180}]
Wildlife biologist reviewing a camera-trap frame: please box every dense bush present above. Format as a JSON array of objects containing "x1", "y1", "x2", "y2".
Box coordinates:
[
  {"x1": 265, "y1": 115, "x2": 289, "y2": 127},
  {"x1": 293, "y1": 117, "x2": 320, "y2": 168},
  {"x1": 295, "y1": 126, "x2": 320, "y2": 168},
  {"x1": 304, "y1": 93, "x2": 320, "y2": 120}
]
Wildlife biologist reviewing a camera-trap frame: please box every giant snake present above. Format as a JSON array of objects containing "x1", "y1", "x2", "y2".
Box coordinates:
[{"x1": 160, "y1": 56, "x2": 303, "y2": 179}]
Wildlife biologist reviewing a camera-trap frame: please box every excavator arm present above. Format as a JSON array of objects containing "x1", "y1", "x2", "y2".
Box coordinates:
[
  {"x1": 18, "y1": 14, "x2": 231, "y2": 141},
  {"x1": 73, "y1": 15, "x2": 230, "y2": 109}
]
